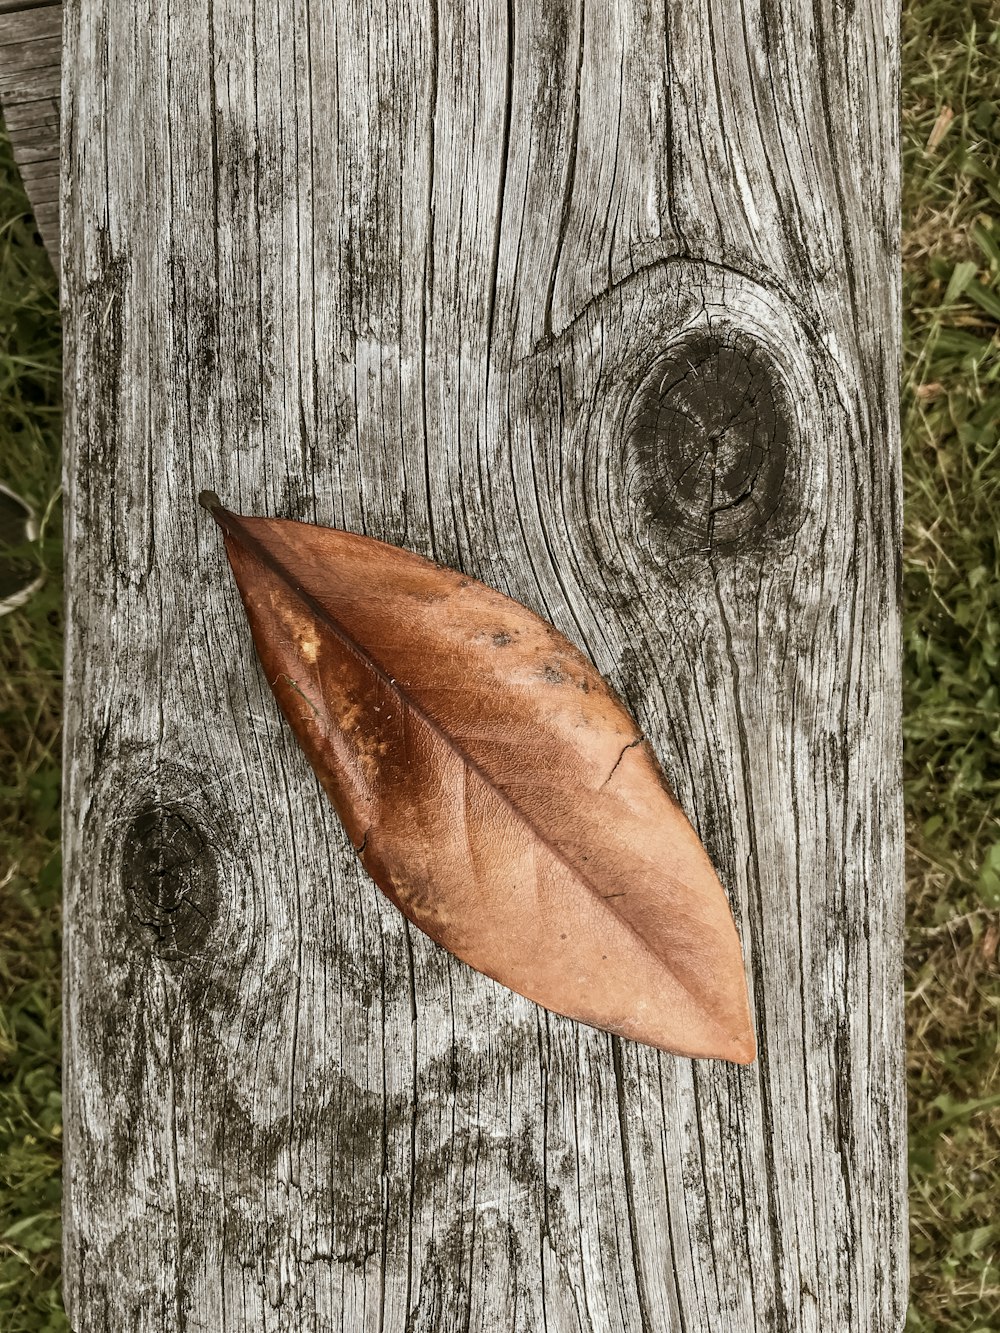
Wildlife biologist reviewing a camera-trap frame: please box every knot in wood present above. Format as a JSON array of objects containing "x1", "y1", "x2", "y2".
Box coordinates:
[
  {"x1": 121, "y1": 804, "x2": 220, "y2": 962},
  {"x1": 626, "y1": 330, "x2": 794, "y2": 557}
]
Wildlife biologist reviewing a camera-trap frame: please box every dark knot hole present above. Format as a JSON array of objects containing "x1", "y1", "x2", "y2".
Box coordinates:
[
  {"x1": 625, "y1": 329, "x2": 797, "y2": 557},
  {"x1": 121, "y1": 803, "x2": 220, "y2": 962}
]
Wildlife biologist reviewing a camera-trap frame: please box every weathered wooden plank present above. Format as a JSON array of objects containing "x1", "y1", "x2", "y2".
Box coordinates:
[
  {"x1": 0, "y1": 1, "x2": 60, "y2": 255},
  {"x1": 62, "y1": 1, "x2": 905, "y2": 1330},
  {"x1": 0, "y1": 111, "x2": 55, "y2": 158}
]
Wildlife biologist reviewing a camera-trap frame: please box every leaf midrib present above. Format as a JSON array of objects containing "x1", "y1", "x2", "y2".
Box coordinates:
[{"x1": 213, "y1": 505, "x2": 730, "y2": 1031}]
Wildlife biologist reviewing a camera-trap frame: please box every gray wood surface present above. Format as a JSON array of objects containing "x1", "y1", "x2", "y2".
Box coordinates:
[
  {"x1": 0, "y1": 2, "x2": 60, "y2": 256},
  {"x1": 61, "y1": 0, "x2": 906, "y2": 1329}
]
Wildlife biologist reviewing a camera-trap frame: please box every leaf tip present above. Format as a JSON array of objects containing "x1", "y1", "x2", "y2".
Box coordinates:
[
  {"x1": 198, "y1": 489, "x2": 224, "y2": 516},
  {"x1": 730, "y1": 1031, "x2": 757, "y2": 1065}
]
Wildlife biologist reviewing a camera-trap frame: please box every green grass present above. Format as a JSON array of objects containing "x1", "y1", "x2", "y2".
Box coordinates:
[
  {"x1": 0, "y1": 126, "x2": 65, "y2": 1332},
  {"x1": 901, "y1": 5, "x2": 1000, "y2": 1330},
  {"x1": 2, "y1": 3, "x2": 1000, "y2": 1327}
]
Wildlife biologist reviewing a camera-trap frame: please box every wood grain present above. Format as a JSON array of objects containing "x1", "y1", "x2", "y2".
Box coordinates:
[
  {"x1": 62, "y1": 0, "x2": 906, "y2": 1329},
  {"x1": 0, "y1": 2, "x2": 60, "y2": 256}
]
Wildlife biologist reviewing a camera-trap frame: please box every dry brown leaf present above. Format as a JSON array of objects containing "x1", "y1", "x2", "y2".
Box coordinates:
[
  {"x1": 926, "y1": 105, "x2": 954, "y2": 152},
  {"x1": 202, "y1": 493, "x2": 756, "y2": 1063}
]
